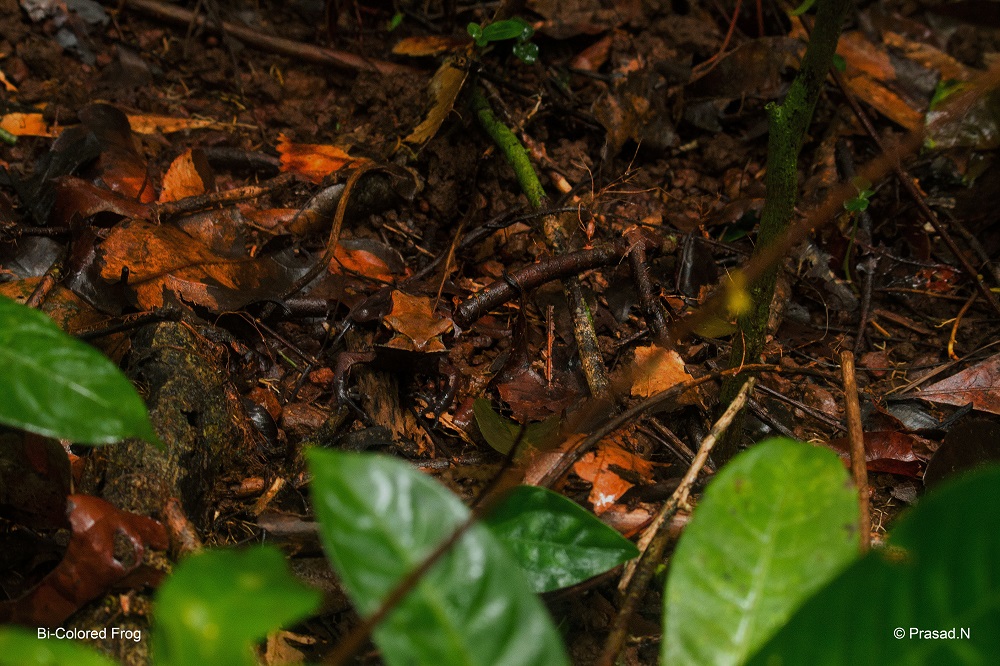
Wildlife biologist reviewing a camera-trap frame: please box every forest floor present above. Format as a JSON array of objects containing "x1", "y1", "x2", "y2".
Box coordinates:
[{"x1": 2, "y1": 0, "x2": 1000, "y2": 663}]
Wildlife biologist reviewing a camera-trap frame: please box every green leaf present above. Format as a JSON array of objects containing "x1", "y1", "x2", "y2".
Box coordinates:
[
  {"x1": 152, "y1": 546, "x2": 321, "y2": 666},
  {"x1": 790, "y1": 0, "x2": 817, "y2": 16},
  {"x1": 473, "y1": 399, "x2": 558, "y2": 454},
  {"x1": 663, "y1": 438, "x2": 859, "y2": 666},
  {"x1": 749, "y1": 465, "x2": 1000, "y2": 665},
  {"x1": 0, "y1": 627, "x2": 115, "y2": 666},
  {"x1": 481, "y1": 18, "x2": 533, "y2": 44},
  {"x1": 513, "y1": 42, "x2": 539, "y2": 65},
  {"x1": 484, "y1": 485, "x2": 638, "y2": 592},
  {"x1": 832, "y1": 53, "x2": 846, "y2": 72},
  {"x1": 0, "y1": 297, "x2": 158, "y2": 446},
  {"x1": 466, "y1": 22, "x2": 484, "y2": 45},
  {"x1": 308, "y1": 449, "x2": 569, "y2": 666}
]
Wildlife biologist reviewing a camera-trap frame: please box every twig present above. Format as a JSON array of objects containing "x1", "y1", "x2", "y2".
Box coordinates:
[
  {"x1": 596, "y1": 378, "x2": 757, "y2": 666},
  {"x1": 115, "y1": 0, "x2": 416, "y2": 76},
  {"x1": 839, "y1": 351, "x2": 870, "y2": 553},
  {"x1": 947, "y1": 292, "x2": 978, "y2": 361}
]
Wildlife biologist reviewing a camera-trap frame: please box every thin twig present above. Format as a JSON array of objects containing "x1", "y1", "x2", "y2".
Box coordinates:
[
  {"x1": 839, "y1": 351, "x2": 870, "y2": 553},
  {"x1": 597, "y1": 378, "x2": 757, "y2": 666}
]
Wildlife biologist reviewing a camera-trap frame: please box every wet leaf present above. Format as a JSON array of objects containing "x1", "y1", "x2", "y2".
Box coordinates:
[
  {"x1": 749, "y1": 464, "x2": 1000, "y2": 665},
  {"x1": 308, "y1": 449, "x2": 569, "y2": 666},
  {"x1": 0, "y1": 296, "x2": 158, "y2": 445},
  {"x1": 153, "y1": 546, "x2": 320, "y2": 666},
  {"x1": 484, "y1": 485, "x2": 638, "y2": 592},
  {"x1": 663, "y1": 439, "x2": 858, "y2": 666}
]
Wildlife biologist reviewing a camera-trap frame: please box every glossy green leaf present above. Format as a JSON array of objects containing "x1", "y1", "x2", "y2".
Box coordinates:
[
  {"x1": 0, "y1": 627, "x2": 115, "y2": 666},
  {"x1": 0, "y1": 296, "x2": 158, "y2": 446},
  {"x1": 152, "y1": 546, "x2": 321, "y2": 666},
  {"x1": 308, "y1": 449, "x2": 569, "y2": 666},
  {"x1": 749, "y1": 464, "x2": 1000, "y2": 665},
  {"x1": 484, "y1": 485, "x2": 638, "y2": 592},
  {"x1": 473, "y1": 399, "x2": 558, "y2": 454},
  {"x1": 663, "y1": 438, "x2": 859, "y2": 665},
  {"x1": 481, "y1": 18, "x2": 533, "y2": 44},
  {"x1": 513, "y1": 42, "x2": 539, "y2": 65}
]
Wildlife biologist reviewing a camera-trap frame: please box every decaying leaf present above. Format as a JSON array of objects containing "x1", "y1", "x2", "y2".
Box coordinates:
[
  {"x1": 405, "y1": 56, "x2": 469, "y2": 145},
  {"x1": 573, "y1": 441, "x2": 654, "y2": 514},
  {"x1": 630, "y1": 344, "x2": 699, "y2": 404},
  {"x1": 918, "y1": 352, "x2": 1000, "y2": 415},
  {"x1": 277, "y1": 134, "x2": 361, "y2": 184}
]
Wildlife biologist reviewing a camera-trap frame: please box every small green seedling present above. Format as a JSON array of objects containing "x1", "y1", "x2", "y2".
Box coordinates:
[
  {"x1": 467, "y1": 18, "x2": 539, "y2": 64},
  {"x1": 844, "y1": 176, "x2": 874, "y2": 213}
]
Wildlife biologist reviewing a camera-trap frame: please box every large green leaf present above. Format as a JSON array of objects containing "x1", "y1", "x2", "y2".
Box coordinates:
[
  {"x1": 152, "y1": 546, "x2": 321, "y2": 666},
  {"x1": 0, "y1": 627, "x2": 114, "y2": 666},
  {"x1": 308, "y1": 449, "x2": 569, "y2": 666},
  {"x1": 484, "y1": 485, "x2": 638, "y2": 592},
  {"x1": 663, "y1": 438, "x2": 859, "y2": 665},
  {"x1": 0, "y1": 296, "x2": 158, "y2": 445},
  {"x1": 749, "y1": 465, "x2": 1000, "y2": 665}
]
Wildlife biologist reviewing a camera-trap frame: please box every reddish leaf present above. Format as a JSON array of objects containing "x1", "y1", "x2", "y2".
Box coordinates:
[
  {"x1": 826, "y1": 431, "x2": 930, "y2": 478},
  {"x1": 0, "y1": 495, "x2": 167, "y2": 626},
  {"x1": 159, "y1": 148, "x2": 212, "y2": 203},
  {"x1": 277, "y1": 134, "x2": 361, "y2": 184},
  {"x1": 919, "y1": 352, "x2": 1000, "y2": 415}
]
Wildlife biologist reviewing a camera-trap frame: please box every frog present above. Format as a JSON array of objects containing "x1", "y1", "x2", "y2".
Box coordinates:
[{"x1": 332, "y1": 288, "x2": 461, "y2": 423}]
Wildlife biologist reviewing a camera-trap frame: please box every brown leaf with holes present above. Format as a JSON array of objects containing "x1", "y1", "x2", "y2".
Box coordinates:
[
  {"x1": 0, "y1": 495, "x2": 167, "y2": 626},
  {"x1": 574, "y1": 442, "x2": 654, "y2": 514}
]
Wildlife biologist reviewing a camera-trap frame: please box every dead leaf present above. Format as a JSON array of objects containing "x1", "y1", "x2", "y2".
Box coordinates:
[
  {"x1": 574, "y1": 442, "x2": 654, "y2": 514},
  {"x1": 405, "y1": 57, "x2": 469, "y2": 145},
  {"x1": 159, "y1": 149, "x2": 212, "y2": 203},
  {"x1": 277, "y1": 134, "x2": 361, "y2": 184},
  {"x1": 393, "y1": 35, "x2": 467, "y2": 57},
  {"x1": 919, "y1": 352, "x2": 1000, "y2": 415},
  {"x1": 0, "y1": 495, "x2": 167, "y2": 626},
  {"x1": 826, "y1": 431, "x2": 930, "y2": 478},
  {"x1": 630, "y1": 345, "x2": 698, "y2": 404}
]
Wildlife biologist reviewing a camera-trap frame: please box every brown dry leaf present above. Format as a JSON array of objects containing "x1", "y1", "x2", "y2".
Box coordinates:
[
  {"x1": 98, "y1": 219, "x2": 305, "y2": 310},
  {"x1": 383, "y1": 291, "x2": 453, "y2": 352},
  {"x1": 574, "y1": 442, "x2": 654, "y2": 514},
  {"x1": 277, "y1": 134, "x2": 361, "y2": 184},
  {"x1": 497, "y1": 367, "x2": 581, "y2": 422},
  {"x1": 630, "y1": 344, "x2": 699, "y2": 404},
  {"x1": 0, "y1": 112, "x2": 54, "y2": 137},
  {"x1": 159, "y1": 149, "x2": 211, "y2": 203},
  {"x1": 835, "y1": 31, "x2": 926, "y2": 131},
  {"x1": 918, "y1": 353, "x2": 1000, "y2": 415},
  {"x1": 405, "y1": 56, "x2": 469, "y2": 145},
  {"x1": 0, "y1": 494, "x2": 167, "y2": 626},
  {"x1": 393, "y1": 35, "x2": 467, "y2": 57},
  {"x1": 126, "y1": 114, "x2": 219, "y2": 135},
  {"x1": 328, "y1": 242, "x2": 395, "y2": 283}
]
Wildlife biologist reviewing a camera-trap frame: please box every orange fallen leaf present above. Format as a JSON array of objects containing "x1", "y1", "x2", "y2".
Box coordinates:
[
  {"x1": 277, "y1": 134, "x2": 361, "y2": 184},
  {"x1": 574, "y1": 442, "x2": 653, "y2": 514}
]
